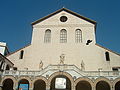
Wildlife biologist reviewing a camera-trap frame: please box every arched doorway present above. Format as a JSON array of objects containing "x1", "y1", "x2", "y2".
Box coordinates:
[
  {"x1": 50, "y1": 75, "x2": 71, "y2": 90},
  {"x1": 76, "y1": 81, "x2": 92, "y2": 90},
  {"x1": 115, "y1": 81, "x2": 120, "y2": 90},
  {"x1": 96, "y1": 81, "x2": 110, "y2": 90},
  {"x1": 18, "y1": 79, "x2": 29, "y2": 90},
  {"x1": 33, "y1": 80, "x2": 46, "y2": 90},
  {"x1": 2, "y1": 79, "x2": 14, "y2": 90}
]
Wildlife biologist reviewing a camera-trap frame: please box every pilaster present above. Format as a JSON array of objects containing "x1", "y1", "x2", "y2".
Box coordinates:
[
  {"x1": 46, "y1": 84, "x2": 50, "y2": 90},
  {"x1": 92, "y1": 86, "x2": 95, "y2": 90}
]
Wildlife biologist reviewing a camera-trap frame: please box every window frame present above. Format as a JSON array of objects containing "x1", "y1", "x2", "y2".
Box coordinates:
[
  {"x1": 105, "y1": 52, "x2": 110, "y2": 61},
  {"x1": 19, "y1": 50, "x2": 24, "y2": 59},
  {"x1": 60, "y1": 29, "x2": 67, "y2": 43},
  {"x1": 75, "y1": 29, "x2": 82, "y2": 43},
  {"x1": 44, "y1": 29, "x2": 51, "y2": 43}
]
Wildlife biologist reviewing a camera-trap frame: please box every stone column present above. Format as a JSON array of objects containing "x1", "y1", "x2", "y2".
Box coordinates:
[
  {"x1": 29, "y1": 82, "x2": 33, "y2": 90},
  {"x1": 46, "y1": 84, "x2": 50, "y2": 90},
  {"x1": 92, "y1": 85, "x2": 96, "y2": 90},
  {"x1": 72, "y1": 84, "x2": 75, "y2": 90},
  {"x1": 112, "y1": 86, "x2": 114, "y2": 90},
  {"x1": 1, "y1": 62, "x2": 5, "y2": 70},
  {"x1": 14, "y1": 82, "x2": 18, "y2": 90},
  {"x1": 3, "y1": 63, "x2": 7, "y2": 70},
  {"x1": 13, "y1": 87, "x2": 17, "y2": 90},
  {"x1": 29, "y1": 84, "x2": 33, "y2": 90}
]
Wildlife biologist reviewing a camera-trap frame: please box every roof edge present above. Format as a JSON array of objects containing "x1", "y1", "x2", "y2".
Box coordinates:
[
  {"x1": 95, "y1": 43, "x2": 120, "y2": 56},
  {"x1": 31, "y1": 8, "x2": 97, "y2": 25},
  {"x1": 0, "y1": 53, "x2": 14, "y2": 65},
  {"x1": 6, "y1": 44, "x2": 31, "y2": 57}
]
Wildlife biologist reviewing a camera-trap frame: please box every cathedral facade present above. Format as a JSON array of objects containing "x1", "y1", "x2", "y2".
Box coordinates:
[{"x1": 0, "y1": 8, "x2": 120, "y2": 90}]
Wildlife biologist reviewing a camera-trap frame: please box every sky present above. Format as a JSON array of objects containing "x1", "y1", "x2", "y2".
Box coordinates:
[{"x1": 0, "y1": 0, "x2": 120, "y2": 53}]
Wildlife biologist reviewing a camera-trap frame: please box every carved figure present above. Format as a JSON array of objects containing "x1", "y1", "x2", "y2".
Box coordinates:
[
  {"x1": 39, "y1": 61, "x2": 43, "y2": 69},
  {"x1": 60, "y1": 54, "x2": 65, "y2": 64},
  {"x1": 81, "y1": 60, "x2": 85, "y2": 71}
]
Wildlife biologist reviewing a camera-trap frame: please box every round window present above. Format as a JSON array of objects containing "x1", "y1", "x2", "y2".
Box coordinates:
[{"x1": 60, "y1": 16, "x2": 68, "y2": 22}]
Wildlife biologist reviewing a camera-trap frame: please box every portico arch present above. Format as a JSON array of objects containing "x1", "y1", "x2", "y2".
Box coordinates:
[
  {"x1": 1, "y1": 76, "x2": 16, "y2": 85},
  {"x1": 18, "y1": 79, "x2": 29, "y2": 90},
  {"x1": 2, "y1": 78, "x2": 14, "y2": 90},
  {"x1": 95, "y1": 77, "x2": 111, "y2": 90},
  {"x1": 113, "y1": 78, "x2": 120, "y2": 90},
  {"x1": 1, "y1": 76, "x2": 16, "y2": 89},
  {"x1": 75, "y1": 77, "x2": 93, "y2": 90},
  {"x1": 48, "y1": 72, "x2": 74, "y2": 90},
  {"x1": 33, "y1": 79, "x2": 46, "y2": 90},
  {"x1": 32, "y1": 76, "x2": 47, "y2": 90},
  {"x1": 17, "y1": 77, "x2": 31, "y2": 90}
]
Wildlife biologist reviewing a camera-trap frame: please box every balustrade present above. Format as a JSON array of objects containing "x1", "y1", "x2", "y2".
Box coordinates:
[{"x1": 1, "y1": 65, "x2": 120, "y2": 77}]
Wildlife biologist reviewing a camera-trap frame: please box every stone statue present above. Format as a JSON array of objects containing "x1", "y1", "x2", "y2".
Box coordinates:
[
  {"x1": 39, "y1": 61, "x2": 43, "y2": 69},
  {"x1": 81, "y1": 60, "x2": 85, "y2": 71},
  {"x1": 60, "y1": 54, "x2": 65, "y2": 64}
]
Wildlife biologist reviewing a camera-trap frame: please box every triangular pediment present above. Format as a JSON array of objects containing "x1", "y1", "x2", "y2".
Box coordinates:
[{"x1": 31, "y1": 8, "x2": 96, "y2": 25}]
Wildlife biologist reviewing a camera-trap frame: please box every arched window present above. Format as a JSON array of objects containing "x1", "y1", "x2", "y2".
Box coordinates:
[
  {"x1": 75, "y1": 29, "x2": 82, "y2": 43},
  {"x1": 19, "y1": 50, "x2": 24, "y2": 59},
  {"x1": 60, "y1": 29, "x2": 67, "y2": 43},
  {"x1": 105, "y1": 52, "x2": 110, "y2": 61},
  {"x1": 44, "y1": 29, "x2": 51, "y2": 43}
]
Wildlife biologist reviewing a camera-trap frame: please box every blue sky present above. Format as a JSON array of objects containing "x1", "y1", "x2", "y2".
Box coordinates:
[{"x1": 0, "y1": 0, "x2": 120, "y2": 53}]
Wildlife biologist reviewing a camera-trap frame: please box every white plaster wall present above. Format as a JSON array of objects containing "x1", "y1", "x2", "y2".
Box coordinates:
[
  {"x1": 7, "y1": 11, "x2": 120, "y2": 71},
  {"x1": 32, "y1": 11, "x2": 96, "y2": 44}
]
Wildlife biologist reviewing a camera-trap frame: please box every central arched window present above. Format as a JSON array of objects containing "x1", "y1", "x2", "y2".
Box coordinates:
[
  {"x1": 44, "y1": 29, "x2": 51, "y2": 43},
  {"x1": 75, "y1": 29, "x2": 82, "y2": 43},
  {"x1": 60, "y1": 29, "x2": 67, "y2": 43}
]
